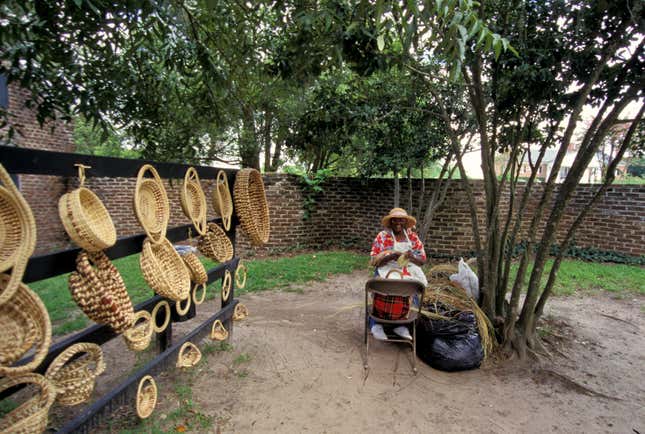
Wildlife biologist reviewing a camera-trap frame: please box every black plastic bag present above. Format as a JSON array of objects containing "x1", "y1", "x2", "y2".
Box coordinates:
[{"x1": 425, "y1": 333, "x2": 484, "y2": 372}]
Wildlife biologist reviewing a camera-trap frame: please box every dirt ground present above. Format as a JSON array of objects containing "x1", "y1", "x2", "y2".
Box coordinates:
[{"x1": 86, "y1": 269, "x2": 644, "y2": 433}]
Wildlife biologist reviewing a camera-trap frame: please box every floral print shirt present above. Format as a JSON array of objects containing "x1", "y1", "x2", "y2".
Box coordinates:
[{"x1": 370, "y1": 229, "x2": 426, "y2": 263}]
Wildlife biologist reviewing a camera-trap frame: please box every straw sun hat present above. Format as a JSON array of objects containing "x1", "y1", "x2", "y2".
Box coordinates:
[{"x1": 381, "y1": 207, "x2": 416, "y2": 229}]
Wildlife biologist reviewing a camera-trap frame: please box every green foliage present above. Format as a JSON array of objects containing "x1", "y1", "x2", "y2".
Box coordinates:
[
  {"x1": 285, "y1": 167, "x2": 332, "y2": 219},
  {"x1": 510, "y1": 241, "x2": 645, "y2": 266},
  {"x1": 73, "y1": 117, "x2": 139, "y2": 159}
]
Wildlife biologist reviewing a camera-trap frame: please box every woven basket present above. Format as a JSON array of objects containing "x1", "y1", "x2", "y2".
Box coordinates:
[
  {"x1": 233, "y1": 303, "x2": 249, "y2": 321},
  {"x1": 140, "y1": 237, "x2": 191, "y2": 301},
  {"x1": 45, "y1": 343, "x2": 105, "y2": 406},
  {"x1": 69, "y1": 251, "x2": 134, "y2": 334},
  {"x1": 123, "y1": 310, "x2": 153, "y2": 352},
  {"x1": 235, "y1": 261, "x2": 247, "y2": 289},
  {"x1": 175, "y1": 295, "x2": 191, "y2": 316},
  {"x1": 136, "y1": 375, "x2": 157, "y2": 419},
  {"x1": 212, "y1": 170, "x2": 233, "y2": 231},
  {"x1": 59, "y1": 187, "x2": 116, "y2": 252},
  {"x1": 197, "y1": 223, "x2": 233, "y2": 263},
  {"x1": 221, "y1": 269, "x2": 232, "y2": 302},
  {"x1": 134, "y1": 165, "x2": 169, "y2": 244},
  {"x1": 192, "y1": 283, "x2": 207, "y2": 305},
  {"x1": 180, "y1": 168, "x2": 208, "y2": 235},
  {"x1": 182, "y1": 252, "x2": 207, "y2": 285},
  {"x1": 0, "y1": 274, "x2": 52, "y2": 376},
  {"x1": 176, "y1": 342, "x2": 202, "y2": 368},
  {"x1": 0, "y1": 164, "x2": 36, "y2": 306},
  {"x1": 151, "y1": 300, "x2": 171, "y2": 333},
  {"x1": 233, "y1": 168, "x2": 269, "y2": 245},
  {"x1": 0, "y1": 373, "x2": 56, "y2": 433},
  {"x1": 210, "y1": 320, "x2": 228, "y2": 341}
]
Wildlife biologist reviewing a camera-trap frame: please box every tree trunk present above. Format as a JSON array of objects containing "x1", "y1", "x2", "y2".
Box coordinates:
[
  {"x1": 393, "y1": 169, "x2": 400, "y2": 207},
  {"x1": 239, "y1": 106, "x2": 260, "y2": 169},
  {"x1": 262, "y1": 109, "x2": 273, "y2": 172}
]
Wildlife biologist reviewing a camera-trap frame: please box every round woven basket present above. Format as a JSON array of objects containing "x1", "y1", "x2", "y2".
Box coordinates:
[
  {"x1": 123, "y1": 310, "x2": 153, "y2": 352},
  {"x1": 197, "y1": 223, "x2": 233, "y2": 263},
  {"x1": 59, "y1": 187, "x2": 116, "y2": 252},
  {"x1": 45, "y1": 342, "x2": 106, "y2": 406},
  {"x1": 176, "y1": 342, "x2": 202, "y2": 368},
  {"x1": 210, "y1": 320, "x2": 228, "y2": 341},
  {"x1": 182, "y1": 252, "x2": 207, "y2": 285},
  {"x1": 0, "y1": 164, "x2": 36, "y2": 306},
  {"x1": 180, "y1": 168, "x2": 208, "y2": 235},
  {"x1": 136, "y1": 375, "x2": 157, "y2": 419},
  {"x1": 233, "y1": 303, "x2": 249, "y2": 321},
  {"x1": 151, "y1": 300, "x2": 171, "y2": 333},
  {"x1": 140, "y1": 237, "x2": 191, "y2": 301},
  {"x1": 233, "y1": 168, "x2": 269, "y2": 245},
  {"x1": 0, "y1": 373, "x2": 56, "y2": 433},
  {"x1": 134, "y1": 165, "x2": 169, "y2": 244},
  {"x1": 0, "y1": 274, "x2": 52, "y2": 376},
  {"x1": 212, "y1": 170, "x2": 233, "y2": 231},
  {"x1": 68, "y1": 251, "x2": 134, "y2": 334},
  {"x1": 235, "y1": 261, "x2": 247, "y2": 289},
  {"x1": 221, "y1": 269, "x2": 232, "y2": 302}
]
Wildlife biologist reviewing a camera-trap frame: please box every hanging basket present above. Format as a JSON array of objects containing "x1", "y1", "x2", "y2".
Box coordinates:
[
  {"x1": 233, "y1": 168, "x2": 269, "y2": 245},
  {"x1": 235, "y1": 261, "x2": 247, "y2": 289},
  {"x1": 180, "y1": 168, "x2": 208, "y2": 235},
  {"x1": 221, "y1": 269, "x2": 232, "y2": 302},
  {"x1": 68, "y1": 251, "x2": 134, "y2": 334},
  {"x1": 45, "y1": 342, "x2": 106, "y2": 406},
  {"x1": 0, "y1": 164, "x2": 36, "y2": 307},
  {"x1": 210, "y1": 320, "x2": 228, "y2": 341},
  {"x1": 192, "y1": 283, "x2": 207, "y2": 305},
  {"x1": 182, "y1": 252, "x2": 208, "y2": 285},
  {"x1": 176, "y1": 342, "x2": 202, "y2": 368},
  {"x1": 151, "y1": 300, "x2": 171, "y2": 334},
  {"x1": 140, "y1": 237, "x2": 191, "y2": 301},
  {"x1": 0, "y1": 373, "x2": 56, "y2": 434},
  {"x1": 123, "y1": 310, "x2": 154, "y2": 352},
  {"x1": 211, "y1": 170, "x2": 233, "y2": 231},
  {"x1": 134, "y1": 164, "x2": 169, "y2": 244},
  {"x1": 0, "y1": 274, "x2": 52, "y2": 376},
  {"x1": 175, "y1": 295, "x2": 191, "y2": 316},
  {"x1": 233, "y1": 303, "x2": 249, "y2": 321},
  {"x1": 136, "y1": 375, "x2": 157, "y2": 419},
  {"x1": 197, "y1": 223, "x2": 233, "y2": 263}
]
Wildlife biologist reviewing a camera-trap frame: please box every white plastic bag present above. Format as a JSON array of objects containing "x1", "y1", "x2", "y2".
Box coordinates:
[{"x1": 449, "y1": 258, "x2": 479, "y2": 301}]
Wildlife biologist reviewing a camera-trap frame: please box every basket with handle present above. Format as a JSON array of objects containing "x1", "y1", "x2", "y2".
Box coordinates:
[
  {"x1": 136, "y1": 375, "x2": 157, "y2": 419},
  {"x1": 140, "y1": 237, "x2": 191, "y2": 301},
  {"x1": 123, "y1": 310, "x2": 154, "y2": 352},
  {"x1": 0, "y1": 163, "x2": 36, "y2": 306},
  {"x1": 45, "y1": 342, "x2": 106, "y2": 406},
  {"x1": 134, "y1": 164, "x2": 169, "y2": 244},
  {"x1": 210, "y1": 319, "x2": 228, "y2": 341},
  {"x1": 233, "y1": 168, "x2": 269, "y2": 245},
  {"x1": 197, "y1": 223, "x2": 233, "y2": 263},
  {"x1": 211, "y1": 170, "x2": 233, "y2": 231},
  {"x1": 0, "y1": 274, "x2": 52, "y2": 376},
  {"x1": 233, "y1": 303, "x2": 249, "y2": 321},
  {"x1": 0, "y1": 373, "x2": 56, "y2": 433},
  {"x1": 176, "y1": 342, "x2": 202, "y2": 368},
  {"x1": 180, "y1": 167, "x2": 208, "y2": 235}
]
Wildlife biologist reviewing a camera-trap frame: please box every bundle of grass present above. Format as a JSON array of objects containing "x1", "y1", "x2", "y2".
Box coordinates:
[{"x1": 426, "y1": 263, "x2": 458, "y2": 281}]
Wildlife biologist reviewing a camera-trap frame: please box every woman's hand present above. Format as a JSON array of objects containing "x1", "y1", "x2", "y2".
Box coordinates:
[
  {"x1": 376, "y1": 250, "x2": 401, "y2": 267},
  {"x1": 404, "y1": 250, "x2": 426, "y2": 266}
]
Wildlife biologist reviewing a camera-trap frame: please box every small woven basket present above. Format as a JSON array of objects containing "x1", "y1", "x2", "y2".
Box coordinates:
[
  {"x1": 0, "y1": 274, "x2": 52, "y2": 376},
  {"x1": 182, "y1": 252, "x2": 208, "y2": 285},
  {"x1": 192, "y1": 283, "x2": 207, "y2": 305},
  {"x1": 136, "y1": 375, "x2": 157, "y2": 419},
  {"x1": 123, "y1": 310, "x2": 153, "y2": 352},
  {"x1": 233, "y1": 303, "x2": 249, "y2": 321},
  {"x1": 180, "y1": 168, "x2": 208, "y2": 235},
  {"x1": 0, "y1": 164, "x2": 36, "y2": 306},
  {"x1": 176, "y1": 342, "x2": 202, "y2": 368},
  {"x1": 175, "y1": 296, "x2": 191, "y2": 316},
  {"x1": 233, "y1": 168, "x2": 269, "y2": 245},
  {"x1": 140, "y1": 237, "x2": 191, "y2": 301},
  {"x1": 211, "y1": 170, "x2": 233, "y2": 231},
  {"x1": 235, "y1": 261, "x2": 247, "y2": 289},
  {"x1": 221, "y1": 269, "x2": 232, "y2": 302},
  {"x1": 0, "y1": 373, "x2": 56, "y2": 433},
  {"x1": 210, "y1": 320, "x2": 228, "y2": 341},
  {"x1": 151, "y1": 300, "x2": 171, "y2": 333},
  {"x1": 68, "y1": 251, "x2": 134, "y2": 334},
  {"x1": 45, "y1": 342, "x2": 106, "y2": 406},
  {"x1": 198, "y1": 223, "x2": 233, "y2": 263},
  {"x1": 134, "y1": 165, "x2": 169, "y2": 244}
]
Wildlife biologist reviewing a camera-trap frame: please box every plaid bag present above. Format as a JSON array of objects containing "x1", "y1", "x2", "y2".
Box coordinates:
[{"x1": 372, "y1": 293, "x2": 410, "y2": 320}]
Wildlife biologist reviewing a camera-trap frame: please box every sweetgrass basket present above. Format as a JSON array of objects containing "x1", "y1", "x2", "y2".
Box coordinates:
[
  {"x1": 235, "y1": 260, "x2": 247, "y2": 289},
  {"x1": 140, "y1": 237, "x2": 191, "y2": 301},
  {"x1": 210, "y1": 320, "x2": 228, "y2": 341},
  {"x1": 0, "y1": 373, "x2": 56, "y2": 434},
  {"x1": 123, "y1": 310, "x2": 154, "y2": 352},
  {"x1": 233, "y1": 303, "x2": 249, "y2": 321},
  {"x1": 211, "y1": 170, "x2": 233, "y2": 231},
  {"x1": 136, "y1": 375, "x2": 157, "y2": 419},
  {"x1": 151, "y1": 300, "x2": 171, "y2": 333},
  {"x1": 176, "y1": 342, "x2": 202, "y2": 368},
  {"x1": 134, "y1": 165, "x2": 169, "y2": 244},
  {"x1": 45, "y1": 342, "x2": 106, "y2": 406},
  {"x1": 0, "y1": 274, "x2": 52, "y2": 376},
  {"x1": 233, "y1": 168, "x2": 269, "y2": 245},
  {"x1": 68, "y1": 251, "x2": 134, "y2": 334},
  {"x1": 221, "y1": 269, "x2": 232, "y2": 302},
  {"x1": 182, "y1": 252, "x2": 208, "y2": 285},
  {"x1": 180, "y1": 168, "x2": 208, "y2": 235},
  {"x1": 197, "y1": 223, "x2": 233, "y2": 263}
]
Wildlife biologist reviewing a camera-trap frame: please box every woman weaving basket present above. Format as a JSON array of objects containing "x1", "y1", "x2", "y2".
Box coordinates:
[{"x1": 369, "y1": 208, "x2": 428, "y2": 341}]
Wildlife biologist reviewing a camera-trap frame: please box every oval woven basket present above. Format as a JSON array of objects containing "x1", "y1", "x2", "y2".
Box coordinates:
[
  {"x1": 192, "y1": 283, "x2": 207, "y2": 305},
  {"x1": 182, "y1": 252, "x2": 208, "y2": 285},
  {"x1": 0, "y1": 274, "x2": 52, "y2": 376},
  {"x1": 123, "y1": 310, "x2": 153, "y2": 352},
  {"x1": 59, "y1": 187, "x2": 116, "y2": 252},
  {"x1": 176, "y1": 342, "x2": 202, "y2": 368},
  {"x1": 136, "y1": 375, "x2": 157, "y2": 419},
  {"x1": 180, "y1": 168, "x2": 208, "y2": 235},
  {"x1": 221, "y1": 269, "x2": 232, "y2": 302},
  {"x1": 197, "y1": 223, "x2": 233, "y2": 263},
  {"x1": 134, "y1": 165, "x2": 169, "y2": 244},
  {"x1": 233, "y1": 303, "x2": 249, "y2": 321},
  {"x1": 0, "y1": 164, "x2": 36, "y2": 306},
  {"x1": 0, "y1": 373, "x2": 56, "y2": 433},
  {"x1": 151, "y1": 300, "x2": 171, "y2": 333},
  {"x1": 69, "y1": 251, "x2": 134, "y2": 334},
  {"x1": 45, "y1": 342, "x2": 106, "y2": 406},
  {"x1": 235, "y1": 261, "x2": 247, "y2": 289},
  {"x1": 233, "y1": 168, "x2": 269, "y2": 245},
  {"x1": 140, "y1": 237, "x2": 191, "y2": 301},
  {"x1": 212, "y1": 170, "x2": 233, "y2": 231},
  {"x1": 210, "y1": 319, "x2": 228, "y2": 341}
]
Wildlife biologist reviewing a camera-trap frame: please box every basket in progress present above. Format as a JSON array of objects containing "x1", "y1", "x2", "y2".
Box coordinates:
[
  {"x1": 210, "y1": 319, "x2": 228, "y2": 341},
  {"x1": 0, "y1": 164, "x2": 36, "y2": 306},
  {"x1": 68, "y1": 251, "x2": 134, "y2": 334},
  {"x1": 176, "y1": 342, "x2": 202, "y2": 368},
  {"x1": 221, "y1": 269, "x2": 232, "y2": 302},
  {"x1": 0, "y1": 274, "x2": 52, "y2": 376},
  {"x1": 233, "y1": 303, "x2": 249, "y2": 321},
  {"x1": 182, "y1": 252, "x2": 207, "y2": 285},
  {"x1": 233, "y1": 168, "x2": 269, "y2": 245},
  {"x1": 45, "y1": 342, "x2": 106, "y2": 406},
  {"x1": 140, "y1": 237, "x2": 191, "y2": 301},
  {"x1": 136, "y1": 375, "x2": 157, "y2": 419},
  {"x1": 180, "y1": 168, "x2": 208, "y2": 235},
  {"x1": 134, "y1": 164, "x2": 169, "y2": 244},
  {"x1": 0, "y1": 373, "x2": 56, "y2": 434},
  {"x1": 123, "y1": 310, "x2": 154, "y2": 352},
  {"x1": 212, "y1": 170, "x2": 233, "y2": 231},
  {"x1": 197, "y1": 223, "x2": 233, "y2": 263}
]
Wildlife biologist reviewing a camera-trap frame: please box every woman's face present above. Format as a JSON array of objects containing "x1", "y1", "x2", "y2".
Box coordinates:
[{"x1": 390, "y1": 217, "x2": 407, "y2": 234}]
